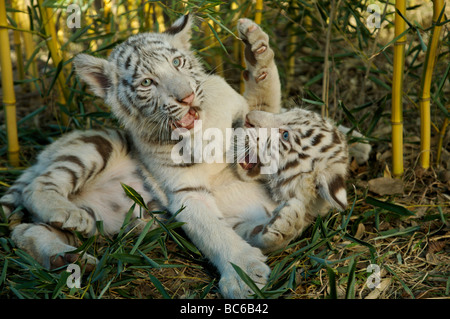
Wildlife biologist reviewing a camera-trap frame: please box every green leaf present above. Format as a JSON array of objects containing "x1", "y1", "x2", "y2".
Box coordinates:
[
  {"x1": 345, "y1": 258, "x2": 357, "y2": 299},
  {"x1": 137, "y1": 250, "x2": 161, "y2": 268},
  {"x1": 148, "y1": 273, "x2": 171, "y2": 299},
  {"x1": 52, "y1": 271, "x2": 71, "y2": 299},
  {"x1": 230, "y1": 263, "x2": 265, "y2": 298},
  {"x1": 171, "y1": 230, "x2": 201, "y2": 256},
  {"x1": 130, "y1": 219, "x2": 155, "y2": 254},
  {"x1": 365, "y1": 197, "x2": 414, "y2": 216},
  {"x1": 374, "y1": 226, "x2": 421, "y2": 240},
  {"x1": 110, "y1": 253, "x2": 142, "y2": 264},
  {"x1": 121, "y1": 183, "x2": 148, "y2": 210},
  {"x1": 327, "y1": 267, "x2": 337, "y2": 299},
  {"x1": 385, "y1": 265, "x2": 415, "y2": 298}
]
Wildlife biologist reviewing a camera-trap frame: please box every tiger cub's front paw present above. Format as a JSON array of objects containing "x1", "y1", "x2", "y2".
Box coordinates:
[
  {"x1": 49, "y1": 208, "x2": 96, "y2": 237},
  {"x1": 237, "y1": 18, "x2": 274, "y2": 83},
  {"x1": 219, "y1": 247, "x2": 270, "y2": 298}
]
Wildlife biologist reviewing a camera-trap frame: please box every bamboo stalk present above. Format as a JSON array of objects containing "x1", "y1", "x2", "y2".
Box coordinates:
[
  {"x1": 17, "y1": 0, "x2": 38, "y2": 91},
  {"x1": 37, "y1": 0, "x2": 69, "y2": 125},
  {"x1": 104, "y1": 0, "x2": 113, "y2": 55},
  {"x1": 143, "y1": 0, "x2": 151, "y2": 31},
  {"x1": 254, "y1": 0, "x2": 263, "y2": 25},
  {"x1": 213, "y1": 4, "x2": 223, "y2": 76},
  {"x1": 391, "y1": 0, "x2": 406, "y2": 178},
  {"x1": 322, "y1": 0, "x2": 339, "y2": 118},
  {"x1": 0, "y1": 0, "x2": 20, "y2": 166},
  {"x1": 12, "y1": 1, "x2": 25, "y2": 82},
  {"x1": 232, "y1": 1, "x2": 240, "y2": 64},
  {"x1": 419, "y1": 0, "x2": 444, "y2": 170},
  {"x1": 155, "y1": 3, "x2": 165, "y2": 32},
  {"x1": 287, "y1": 2, "x2": 298, "y2": 91}
]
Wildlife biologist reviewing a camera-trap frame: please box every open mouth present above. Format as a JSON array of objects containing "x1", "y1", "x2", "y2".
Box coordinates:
[
  {"x1": 239, "y1": 154, "x2": 259, "y2": 170},
  {"x1": 240, "y1": 119, "x2": 259, "y2": 170},
  {"x1": 170, "y1": 107, "x2": 200, "y2": 130}
]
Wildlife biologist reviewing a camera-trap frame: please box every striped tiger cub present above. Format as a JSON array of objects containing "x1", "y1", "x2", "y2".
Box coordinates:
[
  {"x1": 234, "y1": 108, "x2": 349, "y2": 252},
  {"x1": 0, "y1": 15, "x2": 369, "y2": 298},
  {"x1": 0, "y1": 15, "x2": 284, "y2": 298}
]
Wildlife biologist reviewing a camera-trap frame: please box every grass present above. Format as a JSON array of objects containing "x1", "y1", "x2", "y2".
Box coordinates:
[{"x1": 0, "y1": 0, "x2": 449, "y2": 299}]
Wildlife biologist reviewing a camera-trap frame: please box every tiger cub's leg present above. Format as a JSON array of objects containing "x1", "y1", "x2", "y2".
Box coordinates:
[
  {"x1": 11, "y1": 223, "x2": 98, "y2": 270},
  {"x1": 237, "y1": 18, "x2": 281, "y2": 113},
  {"x1": 245, "y1": 198, "x2": 316, "y2": 253},
  {"x1": 19, "y1": 129, "x2": 134, "y2": 237}
]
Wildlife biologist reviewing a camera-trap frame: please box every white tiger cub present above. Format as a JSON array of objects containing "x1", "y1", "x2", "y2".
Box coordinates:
[
  {"x1": 232, "y1": 108, "x2": 349, "y2": 252},
  {"x1": 0, "y1": 15, "x2": 369, "y2": 298},
  {"x1": 0, "y1": 16, "x2": 284, "y2": 298}
]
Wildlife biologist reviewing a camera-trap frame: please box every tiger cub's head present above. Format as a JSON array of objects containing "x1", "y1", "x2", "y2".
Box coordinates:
[
  {"x1": 237, "y1": 108, "x2": 349, "y2": 211},
  {"x1": 74, "y1": 14, "x2": 206, "y2": 143}
]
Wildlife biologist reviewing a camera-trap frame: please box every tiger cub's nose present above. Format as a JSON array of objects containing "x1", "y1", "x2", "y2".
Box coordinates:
[{"x1": 178, "y1": 92, "x2": 195, "y2": 106}]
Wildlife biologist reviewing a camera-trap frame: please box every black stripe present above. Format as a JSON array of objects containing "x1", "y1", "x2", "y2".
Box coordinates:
[
  {"x1": 55, "y1": 155, "x2": 86, "y2": 171},
  {"x1": 320, "y1": 144, "x2": 334, "y2": 153},
  {"x1": 298, "y1": 153, "x2": 310, "y2": 160},
  {"x1": 283, "y1": 159, "x2": 300, "y2": 171},
  {"x1": 302, "y1": 128, "x2": 315, "y2": 138},
  {"x1": 173, "y1": 186, "x2": 211, "y2": 194},
  {"x1": 310, "y1": 133, "x2": 325, "y2": 146},
  {"x1": 54, "y1": 166, "x2": 78, "y2": 189},
  {"x1": 78, "y1": 135, "x2": 113, "y2": 172}
]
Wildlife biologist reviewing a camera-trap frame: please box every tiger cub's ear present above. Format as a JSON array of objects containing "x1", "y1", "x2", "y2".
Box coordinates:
[
  {"x1": 317, "y1": 174, "x2": 348, "y2": 211},
  {"x1": 73, "y1": 54, "x2": 116, "y2": 99},
  {"x1": 164, "y1": 14, "x2": 192, "y2": 51}
]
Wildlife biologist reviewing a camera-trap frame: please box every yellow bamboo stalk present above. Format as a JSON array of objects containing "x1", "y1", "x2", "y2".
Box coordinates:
[
  {"x1": 287, "y1": 2, "x2": 299, "y2": 90},
  {"x1": 0, "y1": 0, "x2": 20, "y2": 166},
  {"x1": 254, "y1": 0, "x2": 263, "y2": 25},
  {"x1": 149, "y1": 3, "x2": 154, "y2": 31},
  {"x1": 38, "y1": 0, "x2": 69, "y2": 125},
  {"x1": 391, "y1": 0, "x2": 406, "y2": 178},
  {"x1": 104, "y1": 0, "x2": 113, "y2": 55},
  {"x1": 12, "y1": 1, "x2": 25, "y2": 82},
  {"x1": 214, "y1": 5, "x2": 223, "y2": 76},
  {"x1": 130, "y1": 1, "x2": 139, "y2": 34},
  {"x1": 155, "y1": 3, "x2": 165, "y2": 32},
  {"x1": 17, "y1": 0, "x2": 38, "y2": 91},
  {"x1": 232, "y1": 1, "x2": 241, "y2": 65},
  {"x1": 419, "y1": 0, "x2": 444, "y2": 170},
  {"x1": 143, "y1": 0, "x2": 151, "y2": 31}
]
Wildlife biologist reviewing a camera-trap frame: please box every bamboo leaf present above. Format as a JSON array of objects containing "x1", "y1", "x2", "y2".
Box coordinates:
[
  {"x1": 52, "y1": 271, "x2": 70, "y2": 299},
  {"x1": 130, "y1": 219, "x2": 155, "y2": 254},
  {"x1": 121, "y1": 183, "x2": 148, "y2": 210},
  {"x1": 230, "y1": 263, "x2": 265, "y2": 298},
  {"x1": 345, "y1": 258, "x2": 357, "y2": 299},
  {"x1": 148, "y1": 273, "x2": 171, "y2": 299},
  {"x1": 385, "y1": 265, "x2": 415, "y2": 298},
  {"x1": 365, "y1": 196, "x2": 414, "y2": 216},
  {"x1": 327, "y1": 267, "x2": 337, "y2": 299}
]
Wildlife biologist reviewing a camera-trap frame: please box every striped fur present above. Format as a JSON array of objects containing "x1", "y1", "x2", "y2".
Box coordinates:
[
  {"x1": 236, "y1": 108, "x2": 349, "y2": 252},
  {"x1": 0, "y1": 16, "x2": 283, "y2": 299},
  {"x1": 0, "y1": 16, "x2": 367, "y2": 298}
]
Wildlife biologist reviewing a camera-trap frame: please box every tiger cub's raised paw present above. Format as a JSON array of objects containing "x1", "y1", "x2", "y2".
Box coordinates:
[{"x1": 237, "y1": 18, "x2": 274, "y2": 83}]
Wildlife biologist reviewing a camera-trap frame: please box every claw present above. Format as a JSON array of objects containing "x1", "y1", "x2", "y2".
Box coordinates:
[
  {"x1": 256, "y1": 72, "x2": 267, "y2": 83},
  {"x1": 255, "y1": 45, "x2": 267, "y2": 55}
]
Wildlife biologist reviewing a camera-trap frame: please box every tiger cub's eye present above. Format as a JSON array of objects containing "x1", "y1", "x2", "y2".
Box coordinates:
[
  {"x1": 172, "y1": 57, "x2": 182, "y2": 68},
  {"x1": 141, "y1": 78, "x2": 153, "y2": 87},
  {"x1": 282, "y1": 130, "x2": 289, "y2": 141}
]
